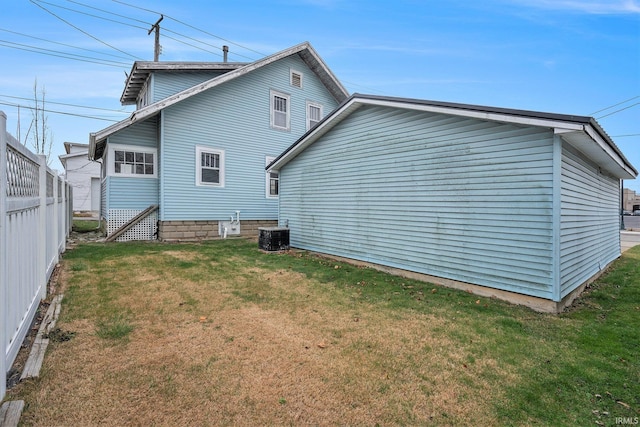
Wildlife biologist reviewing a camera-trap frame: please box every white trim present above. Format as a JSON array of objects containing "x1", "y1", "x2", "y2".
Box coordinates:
[
  {"x1": 265, "y1": 156, "x2": 278, "y2": 198},
  {"x1": 270, "y1": 89, "x2": 291, "y2": 131},
  {"x1": 361, "y1": 97, "x2": 586, "y2": 130},
  {"x1": 306, "y1": 101, "x2": 323, "y2": 130},
  {"x1": 270, "y1": 95, "x2": 637, "y2": 179},
  {"x1": 137, "y1": 80, "x2": 149, "y2": 109},
  {"x1": 195, "y1": 146, "x2": 225, "y2": 187},
  {"x1": 107, "y1": 143, "x2": 157, "y2": 178},
  {"x1": 290, "y1": 69, "x2": 303, "y2": 88}
]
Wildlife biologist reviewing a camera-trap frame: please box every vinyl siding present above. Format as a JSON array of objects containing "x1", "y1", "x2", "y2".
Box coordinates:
[
  {"x1": 560, "y1": 143, "x2": 620, "y2": 298},
  {"x1": 160, "y1": 54, "x2": 339, "y2": 220},
  {"x1": 153, "y1": 71, "x2": 230, "y2": 102},
  {"x1": 279, "y1": 105, "x2": 557, "y2": 299},
  {"x1": 104, "y1": 117, "x2": 159, "y2": 211},
  {"x1": 105, "y1": 177, "x2": 159, "y2": 209},
  {"x1": 108, "y1": 117, "x2": 158, "y2": 148}
]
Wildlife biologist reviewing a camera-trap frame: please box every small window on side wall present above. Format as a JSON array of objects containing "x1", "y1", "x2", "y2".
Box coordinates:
[
  {"x1": 265, "y1": 156, "x2": 279, "y2": 198},
  {"x1": 270, "y1": 90, "x2": 290, "y2": 131},
  {"x1": 196, "y1": 146, "x2": 225, "y2": 187},
  {"x1": 306, "y1": 101, "x2": 323, "y2": 130}
]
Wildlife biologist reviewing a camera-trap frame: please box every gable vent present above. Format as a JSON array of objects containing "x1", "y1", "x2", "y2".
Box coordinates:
[{"x1": 291, "y1": 71, "x2": 302, "y2": 88}]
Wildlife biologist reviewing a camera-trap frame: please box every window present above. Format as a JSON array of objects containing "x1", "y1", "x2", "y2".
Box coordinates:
[
  {"x1": 108, "y1": 144, "x2": 156, "y2": 178},
  {"x1": 196, "y1": 146, "x2": 224, "y2": 187},
  {"x1": 270, "y1": 90, "x2": 290, "y2": 131},
  {"x1": 290, "y1": 69, "x2": 303, "y2": 88},
  {"x1": 266, "y1": 156, "x2": 279, "y2": 198},
  {"x1": 307, "y1": 102, "x2": 323, "y2": 130},
  {"x1": 137, "y1": 78, "x2": 151, "y2": 109}
]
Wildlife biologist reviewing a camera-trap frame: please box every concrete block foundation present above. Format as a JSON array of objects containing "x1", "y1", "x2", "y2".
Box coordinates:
[{"x1": 158, "y1": 220, "x2": 278, "y2": 242}]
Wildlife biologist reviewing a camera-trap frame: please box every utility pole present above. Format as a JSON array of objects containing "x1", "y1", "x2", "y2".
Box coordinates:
[{"x1": 148, "y1": 15, "x2": 164, "y2": 62}]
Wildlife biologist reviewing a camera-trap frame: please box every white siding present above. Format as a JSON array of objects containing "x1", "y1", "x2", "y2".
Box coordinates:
[
  {"x1": 560, "y1": 143, "x2": 620, "y2": 297},
  {"x1": 279, "y1": 105, "x2": 557, "y2": 299},
  {"x1": 64, "y1": 154, "x2": 100, "y2": 211}
]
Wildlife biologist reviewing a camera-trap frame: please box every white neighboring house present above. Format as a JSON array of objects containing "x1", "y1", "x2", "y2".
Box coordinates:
[{"x1": 59, "y1": 142, "x2": 101, "y2": 213}]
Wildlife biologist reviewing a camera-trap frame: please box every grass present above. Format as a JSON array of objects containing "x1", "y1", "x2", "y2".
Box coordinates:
[
  {"x1": 71, "y1": 219, "x2": 100, "y2": 233},
  {"x1": 4, "y1": 239, "x2": 639, "y2": 426}
]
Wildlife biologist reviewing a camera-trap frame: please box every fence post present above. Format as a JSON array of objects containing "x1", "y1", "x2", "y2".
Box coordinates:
[
  {"x1": 0, "y1": 111, "x2": 7, "y2": 400},
  {"x1": 52, "y1": 172, "x2": 59, "y2": 269},
  {"x1": 39, "y1": 155, "x2": 47, "y2": 300}
]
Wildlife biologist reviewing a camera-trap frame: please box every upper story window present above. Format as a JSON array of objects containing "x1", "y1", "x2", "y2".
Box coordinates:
[
  {"x1": 270, "y1": 90, "x2": 290, "y2": 131},
  {"x1": 196, "y1": 146, "x2": 225, "y2": 187},
  {"x1": 265, "y1": 156, "x2": 279, "y2": 198},
  {"x1": 290, "y1": 69, "x2": 303, "y2": 88},
  {"x1": 307, "y1": 102, "x2": 323, "y2": 130},
  {"x1": 108, "y1": 144, "x2": 157, "y2": 178},
  {"x1": 137, "y1": 80, "x2": 151, "y2": 109}
]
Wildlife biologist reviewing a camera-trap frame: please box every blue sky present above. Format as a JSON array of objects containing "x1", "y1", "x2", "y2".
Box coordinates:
[{"x1": 2, "y1": 0, "x2": 639, "y2": 189}]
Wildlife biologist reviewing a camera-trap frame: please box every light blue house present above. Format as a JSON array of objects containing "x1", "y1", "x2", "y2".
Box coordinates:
[
  {"x1": 269, "y1": 94, "x2": 637, "y2": 312},
  {"x1": 88, "y1": 42, "x2": 348, "y2": 241}
]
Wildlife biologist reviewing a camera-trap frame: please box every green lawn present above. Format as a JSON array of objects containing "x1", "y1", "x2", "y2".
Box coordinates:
[{"x1": 5, "y1": 239, "x2": 639, "y2": 426}]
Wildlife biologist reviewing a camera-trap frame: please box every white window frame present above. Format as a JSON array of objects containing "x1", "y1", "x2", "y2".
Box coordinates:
[
  {"x1": 265, "y1": 156, "x2": 279, "y2": 199},
  {"x1": 290, "y1": 69, "x2": 303, "y2": 88},
  {"x1": 270, "y1": 90, "x2": 291, "y2": 131},
  {"x1": 107, "y1": 143, "x2": 157, "y2": 178},
  {"x1": 306, "y1": 101, "x2": 323, "y2": 130},
  {"x1": 196, "y1": 146, "x2": 225, "y2": 187},
  {"x1": 137, "y1": 76, "x2": 152, "y2": 109}
]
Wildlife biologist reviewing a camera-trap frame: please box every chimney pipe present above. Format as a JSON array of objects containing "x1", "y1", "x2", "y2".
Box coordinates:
[{"x1": 223, "y1": 45, "x2": 229, "y2": 62}]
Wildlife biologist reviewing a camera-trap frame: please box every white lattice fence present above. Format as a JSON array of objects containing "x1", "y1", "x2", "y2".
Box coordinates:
[
  {"x1": 1, "y1": 111, "x2": 71, "y2": 400},
  {"x1": 108, "y1": 209, "x2": 158, "y2": 241}
]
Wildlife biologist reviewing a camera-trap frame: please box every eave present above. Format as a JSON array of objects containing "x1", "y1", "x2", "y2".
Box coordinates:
[
  {"x1": 90, "y1": 42, "x2": 349, "y2": 161},
  {"x1": 269, "y1": 94, "x2": 637, "y2": 180},
  {"x1": 120, "y1": 62, "x2": 248, "y2": 105}
]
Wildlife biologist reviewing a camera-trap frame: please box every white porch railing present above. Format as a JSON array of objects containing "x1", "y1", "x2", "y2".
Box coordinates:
[{"x1": 0, "y1": 111, "x2": 72, "y2": 400}]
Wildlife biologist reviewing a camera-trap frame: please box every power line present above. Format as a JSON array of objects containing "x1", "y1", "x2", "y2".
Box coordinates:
[
  {"x1": 0, "y1": 28, "x2": 134, "y2": 62},
  {"x1": 30, "y1": 0, "x2": 140, "y2": 60},
  {"x1": 612, "y1": 133, "x2": 640, "y2": 138},
  {"x1": 0, "y1": 39, "x2": 130, "y2": 67},
  {"x1": 66, "y1": 0, "x2": 150, "y2": 26},
  {"x1": 111, "y1": 0, "x2": 265, "y2": 60},
  {"x1": 591, "y1": 95, "x2": 640, "y2": 115},
  {"x1": 0, "y1": 100, "x2": 122, "y2": 121},
  {"x1": 0, "y1": 94, "x2": 131, "y2": 114},
  {"x1": 34, "y1": 0, "x2": 148, "y2": 31},
  {"x1": 65, "y1": 0, "x2": 226, "y2": 56},
  {"x1": 596, "y1": 102, "x2": 640, "y2": 120},
  {"x1": 35, "y1": 0, "x2": 256, "y2": 61}
]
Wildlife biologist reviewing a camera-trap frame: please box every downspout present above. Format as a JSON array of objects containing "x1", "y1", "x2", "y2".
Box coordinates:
[
  {"x1": 158, "y1": 111, "x2": 164, "y2": 240},
  {"x1": 621, "y1": 180, "x2": 625, "y2": 230},
  {"x1": 552, "y1": 133, "x2": 562, "y2": 303}
]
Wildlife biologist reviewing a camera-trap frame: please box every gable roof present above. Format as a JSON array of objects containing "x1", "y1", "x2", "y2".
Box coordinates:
[
  {"x1": 120, "y1": 61, "x2": 248, "y2": 105},
  {"x1": 89, "y1": 42, "x2": 349, "y2": 160},
  {"x1": 269, "y1": 93, "x2": 637, "y2": 180},
  {"x1": 59, "y1": 142, "x2": 94, "y2": 168}
]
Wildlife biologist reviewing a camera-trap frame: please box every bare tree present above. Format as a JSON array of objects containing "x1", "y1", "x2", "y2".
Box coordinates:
[{"x1": 24, "y1": 79, "x2": 54, "y2": 164}]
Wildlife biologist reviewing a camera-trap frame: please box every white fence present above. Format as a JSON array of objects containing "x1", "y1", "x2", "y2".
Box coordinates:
[{"x1": 0, "y1": 111, "x2": 72, "y2": 400}]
